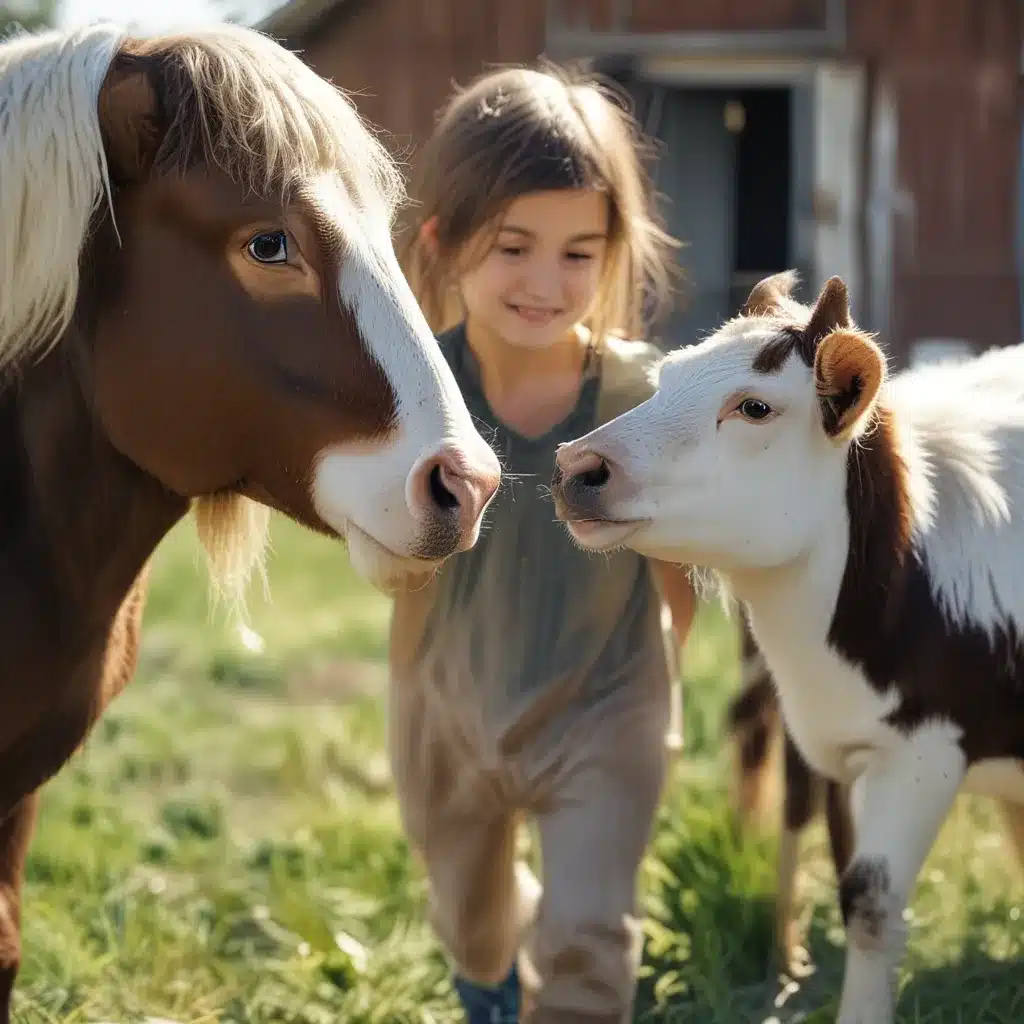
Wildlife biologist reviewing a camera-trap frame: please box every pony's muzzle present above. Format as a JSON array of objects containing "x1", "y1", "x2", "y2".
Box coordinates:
[{"x1": 406, "y1": 442, "x2": 501, "y2": 557}]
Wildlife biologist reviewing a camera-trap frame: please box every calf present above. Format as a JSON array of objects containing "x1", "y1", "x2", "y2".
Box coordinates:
[{"x1": 552, "y1": 271, "x2": 1024, "y2": 1023}]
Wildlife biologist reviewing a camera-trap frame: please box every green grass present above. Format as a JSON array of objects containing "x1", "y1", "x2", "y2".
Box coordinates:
[{"x1": 12, "y1": 516, "x2": 1023, "y2": 1023}]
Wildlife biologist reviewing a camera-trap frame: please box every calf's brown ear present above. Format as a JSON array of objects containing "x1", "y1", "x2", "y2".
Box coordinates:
[
  {"x1": 804, "y1": 276, "x2": 852, "y2": 350},
  {"x1": 814, "y1": 328, "x2": 886, "y2": 441}
]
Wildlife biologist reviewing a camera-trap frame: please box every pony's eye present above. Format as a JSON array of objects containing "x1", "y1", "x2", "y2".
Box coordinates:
[
  {"x1": 247, "y1": 231, "x2": 288, "y2": 264},
  {"x1": 739, "y1": 398, "x2": 773, "y2": 421}
]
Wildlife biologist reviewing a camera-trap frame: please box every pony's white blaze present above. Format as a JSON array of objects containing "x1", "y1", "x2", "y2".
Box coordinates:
[{"x1": 307, "y1": 175, "x2": 500, "y2": 581}]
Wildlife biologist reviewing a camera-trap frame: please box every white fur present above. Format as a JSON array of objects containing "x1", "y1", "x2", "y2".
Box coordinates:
[
  {"x1": 889, "y1": 346, "x2": 1024, "y2": 640},
  {"x1": 307, "y1": 174, "x2": 499, "y2": 582},
  {"x1": 555, "y1": 305, "x2": 1024, "y2": 1022}
]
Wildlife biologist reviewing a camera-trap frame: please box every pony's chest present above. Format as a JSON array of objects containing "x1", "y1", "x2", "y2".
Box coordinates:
[{"x1": 755, "y1": 629, "x2": 902, "y2": 781}]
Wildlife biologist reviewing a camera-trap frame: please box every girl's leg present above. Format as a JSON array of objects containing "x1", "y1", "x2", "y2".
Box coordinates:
[
  {"x1": 523, "y1": 696, "x2": 668, "y2": 1024},
  {"x1": 388, "y1": 680, "x2": 538, "y2": 1021}
]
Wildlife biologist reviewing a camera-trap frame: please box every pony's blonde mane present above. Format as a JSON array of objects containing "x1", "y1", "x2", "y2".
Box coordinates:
[
  {"x1": 1, "y1": 20, "x2": 406, "y2": 610},
  {"x1": 0, "y1": 23, "x2": 124, "y2": 377}
]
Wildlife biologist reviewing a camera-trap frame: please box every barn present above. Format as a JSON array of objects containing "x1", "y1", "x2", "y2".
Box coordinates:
[{"x1": 258, "y1": 0, "x2": 1023, "y2": 366}]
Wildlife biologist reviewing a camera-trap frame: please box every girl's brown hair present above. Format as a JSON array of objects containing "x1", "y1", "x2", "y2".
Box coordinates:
[{"x1": 400, "y1": 62, "x2": 680, "y2": 343}]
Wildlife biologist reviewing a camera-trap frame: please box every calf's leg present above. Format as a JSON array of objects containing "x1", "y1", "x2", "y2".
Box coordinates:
[
  {"x1": 727, "y1": 619, "x2": 779, "y2": 826},
  {"x1": 825, "y1": 779, "x2": 855, "y2": 876},
  {"x1": 998, "y1": 799, "x2": 1024, "y2": 867},
  {"x1": 836, "y1": 728, "x2": 964, "y2": 1024},
  {"x1": 775, "y1": 731, "x2": 822, "y2": 975}
]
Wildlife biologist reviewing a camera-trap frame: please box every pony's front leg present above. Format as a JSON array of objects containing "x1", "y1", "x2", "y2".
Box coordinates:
[
  {"x1": 0, "y1": 793, "x2": 39, "y2": 1024},
  {"x1": 835, "y1": 725, "x2": 964, "y2": 1024}
]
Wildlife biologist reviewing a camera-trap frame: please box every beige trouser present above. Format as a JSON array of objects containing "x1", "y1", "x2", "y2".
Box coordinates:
[{"x1": 389, "y1": 675, "x2": 675, "y2": 1024}]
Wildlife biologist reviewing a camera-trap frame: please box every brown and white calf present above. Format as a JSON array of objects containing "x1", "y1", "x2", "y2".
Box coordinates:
[{"x1": 551, "y1": 272, "x2": 1024, "y2": 1023}]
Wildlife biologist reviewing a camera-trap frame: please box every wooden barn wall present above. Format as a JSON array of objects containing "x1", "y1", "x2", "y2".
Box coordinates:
[
  {"x1": 554, "y1": 0, "x2": 828, "y2": 33},
  {"x1": 297, "y1": 0, "x2": 547, "y2": 163},
  {"x1": 849, "y1": 0, "x2": 1022, "y2": 355}
]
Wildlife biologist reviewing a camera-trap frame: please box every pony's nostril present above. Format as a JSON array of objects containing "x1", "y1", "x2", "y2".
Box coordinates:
[
  {"x1": 579, "y1": 459, "x2": 611, "y2": 488},
  {"x1": 429, "y1": 463, "x2": 459, "y2": 510}
]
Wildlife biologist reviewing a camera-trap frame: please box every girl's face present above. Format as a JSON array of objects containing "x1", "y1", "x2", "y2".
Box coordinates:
[{"x1": 457, "y1": 188, "x2": 610, "y2": 350}]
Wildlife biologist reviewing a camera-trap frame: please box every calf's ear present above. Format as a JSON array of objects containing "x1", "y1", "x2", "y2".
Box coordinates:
[{"x1": 814, "y1": 328, "x2": 886, "y2": 440}]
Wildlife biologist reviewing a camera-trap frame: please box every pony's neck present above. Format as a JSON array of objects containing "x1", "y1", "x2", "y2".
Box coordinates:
[{"x1": 7, "y1": 338, "x2": 188, "y2": 633}]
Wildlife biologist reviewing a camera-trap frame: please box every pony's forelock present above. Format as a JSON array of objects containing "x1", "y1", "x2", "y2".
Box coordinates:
[{"x1": 143, "y1": 22, "x2": 406, "y2": 215}]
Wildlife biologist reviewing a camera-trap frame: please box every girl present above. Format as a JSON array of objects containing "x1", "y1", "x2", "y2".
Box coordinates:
[{"x1": 389, "y1": 63, "x2": 697, "y2": 1024}]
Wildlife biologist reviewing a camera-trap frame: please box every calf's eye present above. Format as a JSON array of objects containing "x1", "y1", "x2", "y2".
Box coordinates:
[{"x1": 739, "y1": 398, "x2": 773, "y2": 421}]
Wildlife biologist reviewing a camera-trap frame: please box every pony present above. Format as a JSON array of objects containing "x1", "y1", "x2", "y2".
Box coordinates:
[
  {"x1": 0, "y1": 20, "x2": 501, "y2": 1016},
  {"x1": 551, "y1": 271, "x2": 1024, "y2": 1023}
]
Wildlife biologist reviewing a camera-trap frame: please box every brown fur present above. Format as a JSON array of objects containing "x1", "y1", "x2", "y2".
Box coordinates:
[{"x1": 0, "y1": 34, "x2": 407, "y2": 1017}]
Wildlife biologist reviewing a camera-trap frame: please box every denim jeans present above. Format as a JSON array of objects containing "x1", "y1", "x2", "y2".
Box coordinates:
[{"x1": 453, "y1": 963, "x2": 520, "y2": 1024}]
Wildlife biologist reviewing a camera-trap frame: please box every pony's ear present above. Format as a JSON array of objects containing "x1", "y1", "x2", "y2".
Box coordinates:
[
  {"x1": 814, "y1": 328, "x2": 886, "y2": 440},
  {"x1": 98, "y1": 54, "x2": 163, "y2": 186},
  {"x1": 741, "y1": 269, "x2": 800, "y2": 316}
]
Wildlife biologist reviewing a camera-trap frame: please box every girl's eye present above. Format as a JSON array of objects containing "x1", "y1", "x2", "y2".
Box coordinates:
[
  {"x1": 738, "y1": 398, "x2": 774, "y2": 421},
  {"x1": 500, "y1": 246, "x2": 524, "y2": 257},
  {"x1": 566, "y1": 252, "x2": 594, "y2": 263},
  {"x1": 247, "y1": 231, "x2": 288, "y2": 264}
]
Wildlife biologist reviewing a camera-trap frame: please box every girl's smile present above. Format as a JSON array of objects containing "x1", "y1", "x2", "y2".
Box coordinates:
[{"x1": 505, "y1": 302, "x2": 563, "y2": 326}]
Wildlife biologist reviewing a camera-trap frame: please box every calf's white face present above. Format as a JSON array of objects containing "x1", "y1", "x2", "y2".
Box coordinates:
[{"x1": 552, "y1": 274, "x2": 887, "y2": 572}]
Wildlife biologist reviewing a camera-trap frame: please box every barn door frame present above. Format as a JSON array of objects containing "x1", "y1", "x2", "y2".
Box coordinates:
[
  {"x1": 618, "y1": 55, "x2": 866, "y2": 318},
  {"x1": 810, "y1": 62, "x2": 867, "y2": 319}
]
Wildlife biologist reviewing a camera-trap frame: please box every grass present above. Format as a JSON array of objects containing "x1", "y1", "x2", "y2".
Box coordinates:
[{"x1": 11, "y1": 515, "x2": 1023, "y2": 1023}]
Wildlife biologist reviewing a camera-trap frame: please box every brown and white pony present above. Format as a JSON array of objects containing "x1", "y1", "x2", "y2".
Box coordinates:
[
  {"x1": 0, "y1": 20, "x2": 500, "y2": 1016},
  {"x1": 553, "y1": 272, "x2": 1024, "y2": 1023}
]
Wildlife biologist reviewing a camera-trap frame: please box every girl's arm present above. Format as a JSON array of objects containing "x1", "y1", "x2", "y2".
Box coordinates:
[{"x1": 650, "y1": 560, "x2": 697, "y2": 647}]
